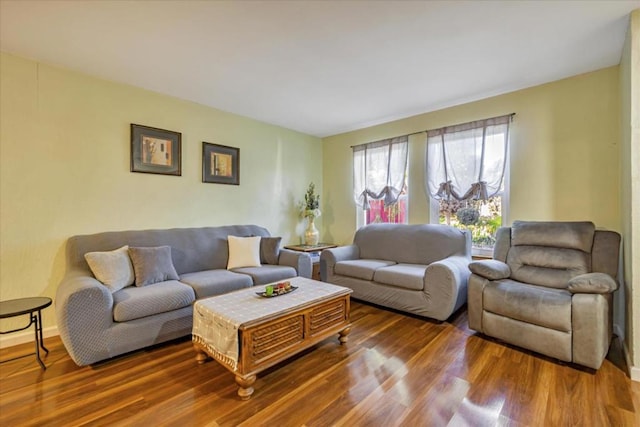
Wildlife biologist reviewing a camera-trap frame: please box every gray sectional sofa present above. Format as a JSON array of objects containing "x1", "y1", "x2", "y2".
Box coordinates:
[
  {"x1": 55, "y1": 225, "x2": 311, "y2": 366},
  {"x1": 321, "y1": 223, "x2": 471, "y2": 321}
]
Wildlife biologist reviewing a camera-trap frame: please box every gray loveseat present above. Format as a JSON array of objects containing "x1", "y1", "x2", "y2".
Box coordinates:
[
  {"x1": 321, "y1": 223, "x2": 471, "y2": 321},
  {"x1": 56, "y1": 225, "x2": 311, "y2": 366},
  {"x1": 468, "y1": 221, "x2": 621, "y2": 369}
]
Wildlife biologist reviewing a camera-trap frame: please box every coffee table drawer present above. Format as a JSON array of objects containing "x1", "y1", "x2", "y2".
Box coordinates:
[
  {"x1": 310, "y1": 298, "x2": 347, "y2": 335},
  {"x1": 241, "y1": 295, "x2": 350, "y2": 372},
  {"x1": 250, "y1": 314, "x2": 305, "y2": 364}
]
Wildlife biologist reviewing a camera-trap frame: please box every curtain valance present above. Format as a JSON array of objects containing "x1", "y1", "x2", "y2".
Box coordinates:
[{"x1": 425, "y1": 114, "x2": 512, "y2": 202}]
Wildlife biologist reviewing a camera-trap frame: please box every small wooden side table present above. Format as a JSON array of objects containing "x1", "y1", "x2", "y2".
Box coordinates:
[
  {"x1": 284, "y1": 243, "x2": 337, "y2": 280},
  {"x1": 0, "y1": 297, "x2": 52, "y2": 370}
]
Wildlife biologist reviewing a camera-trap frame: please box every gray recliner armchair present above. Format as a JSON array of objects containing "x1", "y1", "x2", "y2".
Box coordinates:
[{"x1": 467, "y1": 221, "x2": 620, "y2": 370}]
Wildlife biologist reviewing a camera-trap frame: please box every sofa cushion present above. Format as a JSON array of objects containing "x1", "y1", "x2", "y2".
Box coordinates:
[
  {"x1": 227, "y1": 236, "x2": 261, "y2": 269},
  {"x1": 335, "y1": 259, "x2": 396, "y2": 281},
  {"x1": 373, "y1": 264, "x2": 427, "y2": 291},
  {"x1": 112, "y1": 280, "x2": 195, "y2": 322},
  {"x1": 483, "y1": 279, "x2": 572, "y2": 332},
  {"x1": 179, "y1": 269, "x2": 253, "y2": 299},
  {"x1": 260, "y1": 236, "x2": 282, "y2": 265},
  {"x1": 84, "y1": 245, "x2": 135, "y2": 292},
  {"x1": 128, "y1": 246, "x2": 180, "y2": 286},
  {"x1": 233, "y1": 265, "x2": 297, "y2": 285}
]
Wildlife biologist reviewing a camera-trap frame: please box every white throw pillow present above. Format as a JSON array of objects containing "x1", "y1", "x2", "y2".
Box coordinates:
[
  {"x1": 84, "y1": 245, "x2": 135, "y2": 292},
  {"x1": 227, "y1": 236, "x2": 262, "y2": 269}
]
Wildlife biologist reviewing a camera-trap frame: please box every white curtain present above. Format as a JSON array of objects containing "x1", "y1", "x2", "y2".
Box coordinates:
[
  {"x1": 426, "y1": 115, "x2": 511, "y2": 201},
  {"x1": 353, "y1": 136, "x2": 408, "y2": 210}
]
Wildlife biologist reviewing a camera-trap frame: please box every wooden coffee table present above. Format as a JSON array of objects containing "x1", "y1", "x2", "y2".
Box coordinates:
[{"x1": 192, "y1": 277, "x2": 352, "y2": 400}]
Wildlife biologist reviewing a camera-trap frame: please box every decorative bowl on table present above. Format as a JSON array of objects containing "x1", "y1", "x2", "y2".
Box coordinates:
[{"x1": 256, "y1": 281, "x2": 297, "y2": 298}]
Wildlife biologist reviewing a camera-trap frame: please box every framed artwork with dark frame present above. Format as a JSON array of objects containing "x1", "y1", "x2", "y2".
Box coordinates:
[
  {"x1": 130, "y1": 124, "x2": 182, "y2": 176},
  {"x1": 202, "y1": 142, "x2": 240, "y2": 185}
]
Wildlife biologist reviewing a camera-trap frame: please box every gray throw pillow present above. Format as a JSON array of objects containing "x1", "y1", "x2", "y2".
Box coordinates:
[
  {"x1": 128, "y1": 246, "x2": 179, "y2": 286},
  {"x1": 84, "y1": 245, "x2": 135, "y2": 292},
  {"x1": 260, "y1": 237, "x2": 282, "y2": 265}
]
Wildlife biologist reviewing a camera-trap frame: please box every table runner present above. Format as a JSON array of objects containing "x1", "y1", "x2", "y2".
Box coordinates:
[{"x1": 192, "y1": 277, "x2": 350, "y2": 371}]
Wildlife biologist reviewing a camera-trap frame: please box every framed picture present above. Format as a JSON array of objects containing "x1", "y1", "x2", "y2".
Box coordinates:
[
  {"x1": 202, "y1": 142, "x2": 240, "y2": 185},
  {"x1": 130, "y1": 124, "x2": 181, "y2": 176}
]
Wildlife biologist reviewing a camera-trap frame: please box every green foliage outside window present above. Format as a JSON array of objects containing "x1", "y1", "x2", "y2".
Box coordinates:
[{"x1": 439, "y1": 196, "x2": 502, "y2": 249}]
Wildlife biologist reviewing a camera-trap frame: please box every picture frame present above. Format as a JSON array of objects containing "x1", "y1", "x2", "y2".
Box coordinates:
[
  {"x1": 202, "y1": 142, "x2": 240, "y2": 185},
  {"x1": 130, "y1": 124, "x2": 182, "y2": 176}
]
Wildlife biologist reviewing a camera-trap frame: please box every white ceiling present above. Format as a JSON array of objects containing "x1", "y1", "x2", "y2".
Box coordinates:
[{"x1": 1, "y1": 1, "x2": 638, "y2": 137}]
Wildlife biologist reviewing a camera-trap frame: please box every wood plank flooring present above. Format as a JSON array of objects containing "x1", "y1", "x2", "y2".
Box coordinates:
[{"x1": 1, "y1": 301, "x2": 638, "y2": 426}]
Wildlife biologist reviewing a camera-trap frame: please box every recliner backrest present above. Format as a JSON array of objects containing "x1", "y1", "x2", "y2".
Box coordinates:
[{"x1": 502, "y1": 221, "x2": 595, "y2": 289}]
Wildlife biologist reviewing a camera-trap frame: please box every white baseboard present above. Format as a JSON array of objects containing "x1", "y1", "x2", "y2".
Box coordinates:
[
  {"x1": 614, "y1": 324, "x2": 639, "y2": 383},
  {"x1": 0, "y1": 326, "x2": 59, "y2": 349}
]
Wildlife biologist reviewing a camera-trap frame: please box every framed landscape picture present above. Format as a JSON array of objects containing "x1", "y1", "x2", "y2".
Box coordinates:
[
  {"x1": 130, "y1": 124, "x2": 181, "y2": 176},
  {"x1": 202, "y1": 142, "x2": 240, "y2": 185}
]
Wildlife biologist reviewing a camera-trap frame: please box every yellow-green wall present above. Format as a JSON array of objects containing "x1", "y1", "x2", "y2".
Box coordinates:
[
  {"x1": 620, "y1": 9, "x2": 640, "y2": 376},
  {"x1": 321, "y1": 67, "x2": 621, "y2": 245},
  {"x1": 0, "y1": 53, "x2": 322, "y2": 334}
]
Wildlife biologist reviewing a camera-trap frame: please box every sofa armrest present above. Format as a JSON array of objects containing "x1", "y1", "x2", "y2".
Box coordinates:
[
  {"x1": 567, "y1": 272, "x2": 618, "y2": 294},
  {"x1": 469, "y1": 259, "x2": 511, "y2": 280},
  {"x1": 55, "y1": 269, "x2": 115, "y2": 366},
  {"x1": 320, "y1": 245, "x2": 359, "y2": 281},
  {"x1": 423, "y1": 255, "x2": 471, "y2": 321},
  {"x1": 278, "y1": 249, "x2": 312, "y2": 278}
]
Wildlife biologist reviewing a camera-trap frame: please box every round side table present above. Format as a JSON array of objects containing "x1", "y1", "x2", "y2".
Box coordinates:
[{"x1": 0, "y1": 297, "x2": 52, "y2": 370}]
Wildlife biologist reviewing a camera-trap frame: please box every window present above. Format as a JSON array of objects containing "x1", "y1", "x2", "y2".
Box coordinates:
[
  {"x1": 426, "y1": 115, "x2": 512, "y2": 256},
  {"x1": 353, "y1": 136, "x2": 409, "y2": 228},
  {"x1": 361, "y1": 187, "x2": 408, "y2": 226}
]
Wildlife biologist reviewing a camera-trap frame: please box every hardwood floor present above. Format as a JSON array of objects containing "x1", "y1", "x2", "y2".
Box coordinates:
[{"x1": 1, "y1": 301, "x2": 638, "y2": 426}]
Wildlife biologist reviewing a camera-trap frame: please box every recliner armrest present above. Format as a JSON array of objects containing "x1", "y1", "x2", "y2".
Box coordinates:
[
  {"x1": 468, "y1": 259, "x2": 511, "y2": 280},
  {"x1": 567, "y1": 272, "x2": 618, "y2": 294}
]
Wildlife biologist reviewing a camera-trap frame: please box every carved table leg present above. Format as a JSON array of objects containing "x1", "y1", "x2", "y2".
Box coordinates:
[
  {"x1": 193, "y1": 345, "x2": 210, "y2": 365},
  {"x1": 235, "y1": 374, "x2": 257, "y2": 400},
  {"x1": 339, "y1": 327, "x2": 351, "y2": 344}
]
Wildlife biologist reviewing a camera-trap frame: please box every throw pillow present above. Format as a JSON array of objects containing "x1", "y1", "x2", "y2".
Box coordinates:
[
  {"x1": 227, "y1": 236, "x2": 261, "y2": 269},
  {"x1": 260, "y1": 236, "x2": 282, "y2": 265},
  {"x1": 128, "y1": 246, "x2": 180, "y2": 286},
  {"x1": 84, "y1": 245, "x2": 135, "y2": 293}
]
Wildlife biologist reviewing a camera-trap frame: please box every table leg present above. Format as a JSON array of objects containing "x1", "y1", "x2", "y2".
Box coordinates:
[
  {"x1": 235, "y1": 374, "x2": 256, "y2": 400},
  {"x1": 194, "y1": 345, "x2": 210, "y2": 364},
  {"x1": 33, "y1": 312, "x2": 46, "y2": 370},
  {"x1": 37, "y1": 309, "x2": 49, "y2": 354},
  {"x1": 339, "y1": 326, "x2": 351, "y2": 344}
]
